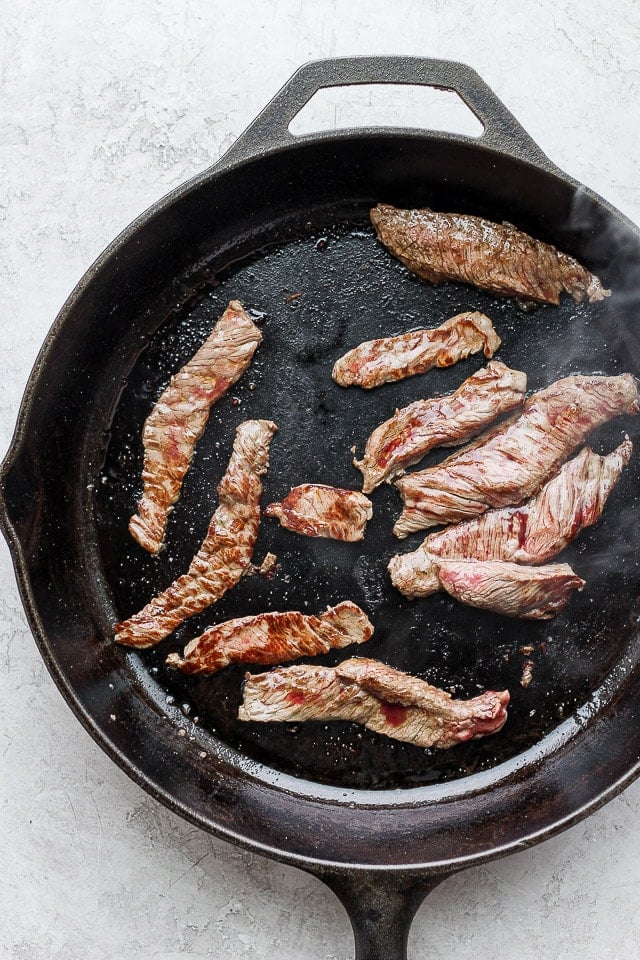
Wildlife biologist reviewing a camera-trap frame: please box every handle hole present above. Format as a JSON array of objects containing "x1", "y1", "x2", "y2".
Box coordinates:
[{"x1": 288, "y1": 84, "x2": 484, "y2": 138}]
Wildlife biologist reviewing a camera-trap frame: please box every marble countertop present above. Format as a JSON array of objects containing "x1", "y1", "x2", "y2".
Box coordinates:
[{"x1": 2, "y1": 1, "x2": 640, "y2": 957}]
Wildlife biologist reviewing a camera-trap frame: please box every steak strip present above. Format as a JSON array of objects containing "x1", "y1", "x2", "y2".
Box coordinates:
[
  {"x1": 116, "y1": 419, "x2": 277, "y2": 648},
  {"x1": 129, "y1": 300, "x2": 262, "y2": 554},
  {"x1": 166, "y1": 601, "x2": 374, "y2": 674},
  {"x1": 436, "y1": 559, "x2": 585, "y2": 619},
  {"x1": 394, "y1": 374, "x2": 639, "y2": 537},
  {"x1": 390, "y1": 438, "x2": 632, "y2": 598},
  {"x1": 265, "y1": 484, "x2": 373, "y2": 541},
  {"x1": 370, "y1": 203, "x2": 610, "y2": 304},
  {"x1": 239, "y1": 657, "x2": 509, "y2": 749},
  {"x1": 355, "y1": 360, "x2": 527, "y2": 492},
  {"x1": 332, "y1": 311, "x2": 500, "y2": 390}
]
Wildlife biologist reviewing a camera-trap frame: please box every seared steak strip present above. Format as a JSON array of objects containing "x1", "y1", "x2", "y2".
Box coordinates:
[
  {"x1": 390, "y1": 438, "x2": 632, "y2": 598},
  {"x1": 332, "y1": 311, "x2": 500, "y2": 390},
  {"x1": 166, "y1": 601, "x2": 374, "y2": 674},
  {"x1": 239, "y1": 657, "x2": 509, "y2": 749},
  {"x1": 243, "y1": 552, "x2": 279, "y2": 579},
  {"x1": 394, "y1": 374, "x2": 639, "y2": 537},
  {"x1": 116, "y1": 419, "x2": 277, "y2": 648},
  {"x1": 436, "y1": 559, "x2": 584, "y2": 619},
  {"x1": 370, "y1": 203, "x2": 610, "y2": 304},
  {"x1": 355, "y1": 361, "x2": 527, "y2": 492},
  {"x1": 129, "y1": 300, "x2": 262, "y2": 555},
  {"x1": 265, "y1": 484, "x2": 373, "y2": 541}
]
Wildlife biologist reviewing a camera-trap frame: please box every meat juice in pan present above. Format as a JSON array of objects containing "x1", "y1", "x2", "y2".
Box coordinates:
[{"x1": 94, "y1": 215, "x2": 640, "y2": 789}]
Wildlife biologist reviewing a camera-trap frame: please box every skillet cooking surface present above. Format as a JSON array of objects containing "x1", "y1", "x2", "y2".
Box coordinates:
[{"x1": 95, "y1": 209, "x2": 640, "y2": 790}]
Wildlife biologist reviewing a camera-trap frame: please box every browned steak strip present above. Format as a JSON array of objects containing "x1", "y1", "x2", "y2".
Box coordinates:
[
  {"x1": 116, "y1": 419, "x2": 277, "y2": 648},
  {"x1": 370, "y1": 204, "x2": 610, "y2": 304},
  {"x1": 390, "y1": 438, "x2": 632, "y2": 598},
  {"x1": 129, "y1": 300, "x2": 262, "y2": 555},
  {"x1": 394, "y1": 374, "x2": 639, "y2": 537},
  {"x1": 165, "y1": 601, "x2": 374, "y2": 675},
  {"x1": 355, "y1": 361, "x2": 526, "y2": 492},
  {"x1": 332, "y1": 311, "x2": 500, "y2": 390},
  {"x1": 265, "y1": 484, "x2": 373, "y2": 541},
  {"x1": 436, "y1": 560, "x2": 584, "y2": 619},
  {"x1": 239, "y1": 658, "x2": 509, "y2": 749}
]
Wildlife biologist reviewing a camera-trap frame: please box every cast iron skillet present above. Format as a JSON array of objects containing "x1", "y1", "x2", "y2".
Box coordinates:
[{"x1": 3, "y1": 57, "x2": 640, "y2": 959}]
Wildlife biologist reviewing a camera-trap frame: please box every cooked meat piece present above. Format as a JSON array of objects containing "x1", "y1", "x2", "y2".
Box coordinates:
[
  {"x1": 116, "y1": 420, "x2": 277, "y2": 648},
  {"x1": 165, "y1": 601, "x2": 374, "y2": 674},
  {"x1": 246, "y1": 552, "x2": 279, "y2": 578},
  {"x1": 265, "y1": 484, "x2": 373, "y2": 541},
  {"x1": 370, "y1": 203, "x2": 610, "y2": 305},
  {"x1": 394, "y1": 374, "x2": 638, "y2": 537},
  {"x1": 520, "y1": 661, "x2": 535, "y2": 688},
  {"x1": 390, "y1": 438, "x2": 632, "y2": 598},
  {"x1": 332, "y1": 311, "x2": 500, "y2": 390},
  {"x1": 436, "y1": 559, "x2": 585, "y2": 619},
  {"x1": 239, "y1": 657, "x2": 509, "y2": 749},
  {"x1": 129, "y1": 300, "x2": 262, "y2": 555},
  {"x1": 355, "y1": 361, "x2": 526, "y2": 492},
  {"x1": 258, "y1": 552, "x2": 278, "y2": 574}
]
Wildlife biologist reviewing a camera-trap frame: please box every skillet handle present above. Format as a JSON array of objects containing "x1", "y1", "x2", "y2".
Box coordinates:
[
  {"x1": 221, "y1": 56, "x2": 557, "y2": 172},
  {"x1": 317, "y1": 869, "x2": 446, "y2": 960}
]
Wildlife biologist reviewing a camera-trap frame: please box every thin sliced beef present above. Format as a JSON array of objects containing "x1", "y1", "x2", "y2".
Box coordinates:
[
  {"x1": 355, "y1": 361, "x2": 526, "y2": 492},
  {"x1": 436, "y1": 559, "x2": 585, "y2": 619},
  {"x1": 370, "y1": 204, "x2": 610, "y2": 304},
  {"x1": 390, "y1": 438, "x2": 632, "y2": 598},
  {"x1": 332, "y1": 311, "x2": 500, "y2": 390},
  {"x1": 239, "y1": 657, "x2": 509, "y2": 749},
  {"x1": 166, "y1": 601, "x2": 374, "y2": 674},
  {"x1": 394, "y1": 374, "x2": 639, "y2": 537},
  {"x1": 129, "y1": 300, "x2": 262, "y2": 555},
  {"x1": 116, "y1": 419, "x2": 277, "y2": 648},
  {"x1": 265, "y1": 484, "x2": 372, "y2": 541}
]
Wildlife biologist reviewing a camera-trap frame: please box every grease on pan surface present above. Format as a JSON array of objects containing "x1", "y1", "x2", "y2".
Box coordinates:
[{"x1": 95, "y1": 215, "x2": 640, "y2": 790}]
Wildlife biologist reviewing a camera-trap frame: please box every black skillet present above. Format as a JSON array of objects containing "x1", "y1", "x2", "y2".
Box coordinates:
[{"x1": 3, "y1": 57, "x2": 640, "y2": 959}]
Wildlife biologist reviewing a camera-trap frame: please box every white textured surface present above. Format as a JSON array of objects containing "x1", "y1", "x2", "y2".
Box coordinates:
[{"x1": 2, "y1": 2, "x2": 640, "y2": 958}]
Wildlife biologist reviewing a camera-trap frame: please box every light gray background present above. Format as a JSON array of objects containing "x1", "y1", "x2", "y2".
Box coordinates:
[{"x1": 2, "y1": 2, "x2": 640, "y2": 957}]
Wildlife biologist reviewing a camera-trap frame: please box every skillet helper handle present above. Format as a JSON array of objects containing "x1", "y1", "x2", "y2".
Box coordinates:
[
  {"x1": 319, "y1": 870, "x2": 445, "y2": 960},
  {"x1": 0, "y1": 446, "x2": 39, "y2": 562},
  {"x1": 222, "y1": 56, "x2": 557, "y2": 172}
]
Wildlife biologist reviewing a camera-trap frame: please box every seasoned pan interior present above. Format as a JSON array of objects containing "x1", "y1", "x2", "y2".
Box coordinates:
[{"x1": 95, "y1": 203, "x2": 640, "y2": 790}]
